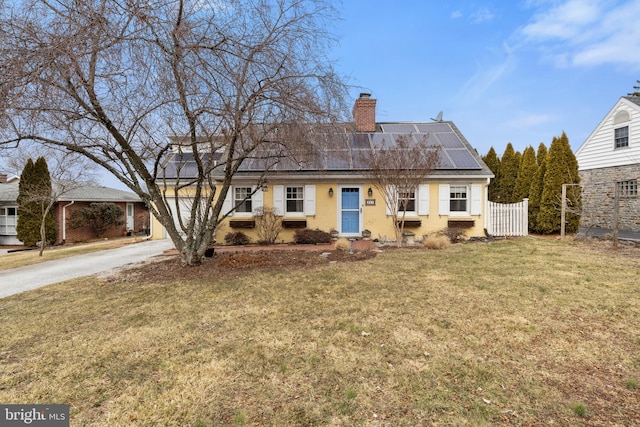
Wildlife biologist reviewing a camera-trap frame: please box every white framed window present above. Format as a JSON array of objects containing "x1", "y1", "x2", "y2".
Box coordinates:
[
  {"x1": 273, "y1": 185, "x2": 316, "y2": 216},
  {"x1": 398, "y1": 188, "x2": 416, "y2": 214},
  {"x1": 222, "y1": 185, "x2": 264, "y2": 216},
  {"x1": 449, "y1": 185, "x2": 468, "y2": 212},
  {"x1": 617, "y1": 180, "x2": 637, "y2": 197},
  {"x1": 234, "y1": 187, "x2": 253, "y2": 213},
  {"x1": 0, "y1": 207, "x2": 18, "y2": 235},
  {"x1": 385, "y1": 184, "x2": 430, "y2": 216},
  {"x1": 439, "y1": 184, "x2": 482, "y2": 216},
  {"x1": 286, "y1": 186, "x2": 304, "y2": 214},
  {"x1": 615, "y1": 126, "x2": 629, "y2": 149}
]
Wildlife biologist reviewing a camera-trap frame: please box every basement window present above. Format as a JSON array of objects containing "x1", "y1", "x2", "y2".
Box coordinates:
[{"x1": 617, "y1": 180, "x2": 637, "y2": 197}]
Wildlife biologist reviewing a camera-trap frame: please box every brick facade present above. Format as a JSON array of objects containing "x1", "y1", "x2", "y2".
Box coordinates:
[
  {"x1": 54, "y1": 201, "x2": 150, "y2": 244},
  {"x1": 579, "y1": 164, "x2": 640, "y2": 231}
]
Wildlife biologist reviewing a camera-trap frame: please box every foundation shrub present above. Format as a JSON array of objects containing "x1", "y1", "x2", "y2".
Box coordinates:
[
  {"x1": 293, "y1": 228, "x2": 332, "y2": 244},
  {"x1": 422, "y1": 234, "x2": 452, "y2": 250},
  {"x1": 335, "y1": 237, "x2": 351, "y2": 252},
  {"x1": 224, "y1": 231, "x2": 251, "y2": 246}
]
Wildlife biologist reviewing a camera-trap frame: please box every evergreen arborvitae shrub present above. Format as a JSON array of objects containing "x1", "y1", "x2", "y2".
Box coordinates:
[
  {"x1": 513, "y1": 146, "x2": 537, "y2": 202},
  {"x1": 497, "y1": 143, "x2": 520, "y2": 202},
  {"x1": 528, "y1": 143, "x2": 548, "y2": 233},
  {"x1": 536, "y1": 132, "x2": 581, "y2": 234},
  {"x1": 16, "y1": 157, "x2": 56, "y2": 246},
  {"x1": 482, "y1": 147, "x2": 501, "y2": 202}
]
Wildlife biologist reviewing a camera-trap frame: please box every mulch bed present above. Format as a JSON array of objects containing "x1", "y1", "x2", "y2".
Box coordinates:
[{"x1": 109, "y1": 246, "x2": 379, "y2": 284}]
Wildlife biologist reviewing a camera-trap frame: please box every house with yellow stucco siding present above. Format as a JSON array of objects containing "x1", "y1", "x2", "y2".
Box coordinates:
[{"x1": 151, "y1": 94, "x2": 494, "y2": 244}]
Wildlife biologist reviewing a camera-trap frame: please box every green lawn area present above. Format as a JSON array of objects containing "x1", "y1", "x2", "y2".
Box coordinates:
[{"x1": 0, "y1": 237, "x2": 638, "y2": 425}]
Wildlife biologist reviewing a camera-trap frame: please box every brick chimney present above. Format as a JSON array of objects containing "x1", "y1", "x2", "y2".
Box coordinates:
[
  {"x1": 352, "y1": 93, "x2": 377, "y2": 132},
  {"x1": 0, "y1": 174, "x2": 7, "y2": 184}
]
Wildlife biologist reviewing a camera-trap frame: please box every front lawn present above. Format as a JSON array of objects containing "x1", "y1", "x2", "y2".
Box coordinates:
[{"x1": 1, "y1": 237, "x2": 638, "y2": 425}]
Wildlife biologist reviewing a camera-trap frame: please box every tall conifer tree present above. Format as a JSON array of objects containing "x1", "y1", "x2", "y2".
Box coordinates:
[
  {"x1": 528, "y1": 143, "x2": 548, "y2": 232},
  {"x1": 497, "y1": 143, "x2": 519, "y2": 202},
  {"x1": 536, "y1": 133, "x2": 581, "y2": 234},
  {"x1": 16, "y1": 157, "x2": 56, "y2": 246},
  {"x1": 513, "y1": 146, "x2": 537, "y2": 202},
  {"x1": 482, "y1": 147, "x2": 501, "y2": 202}
]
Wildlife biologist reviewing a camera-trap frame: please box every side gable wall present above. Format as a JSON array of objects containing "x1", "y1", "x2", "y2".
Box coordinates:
[{"x1": 576, "y1": 98, "x2": 640, "y2": 171}]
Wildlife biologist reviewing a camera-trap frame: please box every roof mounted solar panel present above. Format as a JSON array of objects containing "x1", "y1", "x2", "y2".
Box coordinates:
[
  {"x1": 447, "y1": 149, "x2": 482, "y2": 169},
  {"x1": 415, "y1": 123, "x2": 453, "y2": 133},
  {"x1": 433, "y1": 132, "x2": 465, "y2": 149},
  {"x1": 380, "y1": 123, "x2": 418, "y2": 133}
]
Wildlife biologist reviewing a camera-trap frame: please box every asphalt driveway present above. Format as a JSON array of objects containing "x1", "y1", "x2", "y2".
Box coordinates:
[{"x1": 0, "y1": 239, "x2": 174, "y2": 299}]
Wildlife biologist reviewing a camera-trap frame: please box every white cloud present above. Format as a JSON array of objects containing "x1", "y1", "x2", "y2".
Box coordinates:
[
  {"x1": 471, "y1": 7, "x2": 496, "y2": 23},
  {"x1": 450, "y1": 9, "x2": 463, "y2": 19},
  {"x1": 519, "y1": 0, "x2": 640, "y2": 68}
]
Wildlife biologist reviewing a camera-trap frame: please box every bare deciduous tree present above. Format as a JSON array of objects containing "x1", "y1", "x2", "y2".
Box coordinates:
[
  {"x1": 0, "y1": 0, "x2": 347, "y2": 265},
  {"x1": 363, "y1": 135, "x2": 441, "y2": 247}
]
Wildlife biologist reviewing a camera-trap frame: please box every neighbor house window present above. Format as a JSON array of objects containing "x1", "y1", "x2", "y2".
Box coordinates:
[
  {"x1": 234, "y1": 187, "x2": 253, "y2": 213},
  {"x1": 0, "y1": 207, "x2": 18, "y2": 235},
  {"x1": 617, "y1": 180, "x2": 637, "y2": 197},
  {"x1": 450, "y1": 186, "x2": 468, "y2": 212},
  {"x1": 398, "y1": 188, "x2": 416, "y2": 213},
  {"x1": 615, "y1": 126, "x2": 629, "y2": 149},
  {"x1": 286, "y1": 186, "x2": 304, "y2": 213}
]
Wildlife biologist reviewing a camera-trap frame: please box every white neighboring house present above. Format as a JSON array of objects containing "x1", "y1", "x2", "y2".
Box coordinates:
[{"x1": 576, "y1": 96, "x2": 640, "y2": 232}]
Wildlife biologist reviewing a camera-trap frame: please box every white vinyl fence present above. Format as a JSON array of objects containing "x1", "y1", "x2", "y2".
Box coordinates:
[{"x1": 486, "y1": 199, "x2": 528, "y2": 237}]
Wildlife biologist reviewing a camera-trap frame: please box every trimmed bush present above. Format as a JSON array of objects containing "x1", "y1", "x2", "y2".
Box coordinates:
[
  {"x1": 293, "y1": 228, "x2": 332, "y2": 244},
  {"x1": 224, "y1": 231, "x2": 251, "y2": 246},
  {"x1": 442, "y1": 227, "x2": 468, "y2": 243},
  {"x1": 335, "y1": 237, "x2": 351, "y2": 252},
  {"x1": 422, "y1": 234, "x2": 451, "y2": 250}
]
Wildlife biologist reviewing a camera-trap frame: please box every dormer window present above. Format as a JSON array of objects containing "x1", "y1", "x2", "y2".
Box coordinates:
[{"x1": 614, "y1": 126, "x2": 629, "y2": 149}]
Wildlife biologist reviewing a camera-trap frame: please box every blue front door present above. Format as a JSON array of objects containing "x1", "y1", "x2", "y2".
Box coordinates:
[{"x1": 341, "y1": 188, "x2": 360, "y2": 234}]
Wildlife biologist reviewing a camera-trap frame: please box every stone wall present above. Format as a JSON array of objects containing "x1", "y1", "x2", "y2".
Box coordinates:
[{"x1": 579, "y1": 164, "x2": 640, "y2": 231}]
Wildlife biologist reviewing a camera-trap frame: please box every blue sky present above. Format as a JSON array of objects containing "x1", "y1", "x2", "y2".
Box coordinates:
[{"x1": 334, "y1": 0, "x2": 640, "y2": 156}]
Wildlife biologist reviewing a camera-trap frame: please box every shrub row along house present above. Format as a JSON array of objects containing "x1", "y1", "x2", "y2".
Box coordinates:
[
  {"x1": 0, "y1": 174, "x2": 149, "y2": 246},
  {"x1": 151, "y1": 94, "x2": 494, "y2": 244},
  {"x1": 576, "y1": 95, "x2": 640, "y2": 232}
]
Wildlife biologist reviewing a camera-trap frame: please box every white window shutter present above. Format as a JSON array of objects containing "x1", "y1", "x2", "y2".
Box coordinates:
[
  {"x1": 304, "y1": 185, "x2": 316, "y2": 216},
  {"x1": 418, "y1": 184, "x2": 430, "y2": 216},
  {"x1": 438, "y1": 184, "x2": 450, "y2": 216},
  {"x1": 470, "y1": 184, "x2": 482, "y2": 215},
  {"x1": 385, "y1": 185, "x2": 396, "y2": 215},
  {"x1": 252, "y1": 186, "x2": 264, "y2": 213},
  {"x1": 273, "y1": 185, "x2": 284, "y2": 216},
  {"x1": 222, "y1": 187, "x2": 233, "y2": 215}
]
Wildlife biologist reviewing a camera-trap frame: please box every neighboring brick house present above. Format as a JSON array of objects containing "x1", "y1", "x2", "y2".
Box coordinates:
[
  {"x1": 576, "y1": 95, "x2": 640, "y2": 232},
  {"x1": 0, "y1": 175, "x2": 149, "y2": 245}
]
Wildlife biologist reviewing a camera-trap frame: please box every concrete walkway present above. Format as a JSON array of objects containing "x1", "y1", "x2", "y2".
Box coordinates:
[{"x1": 0, "y1": 239, "x2": 174, "y2": 299}]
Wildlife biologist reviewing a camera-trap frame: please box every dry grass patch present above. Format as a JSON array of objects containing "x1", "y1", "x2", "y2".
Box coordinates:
[{"x1": 1, "y1": 237, "x2": 639, "y2": 425}]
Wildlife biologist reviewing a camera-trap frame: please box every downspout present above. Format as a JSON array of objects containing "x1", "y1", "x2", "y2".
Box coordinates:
[{"x1": 62, "y1": 200, "x2": 75, "y2": 244}]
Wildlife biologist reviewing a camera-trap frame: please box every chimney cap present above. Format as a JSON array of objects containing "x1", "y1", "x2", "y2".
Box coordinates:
[{"x1": 358, "y1": 92, "x2": 371, "y2": 99}]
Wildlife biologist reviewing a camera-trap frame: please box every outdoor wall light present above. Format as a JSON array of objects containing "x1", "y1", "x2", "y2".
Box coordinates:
[
  {"x1": 368, "y1": 187, "x2": 373, "y2": 197},
  {"x1": 328, "y1": 187, "x2": 334, "y2": 197}
]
